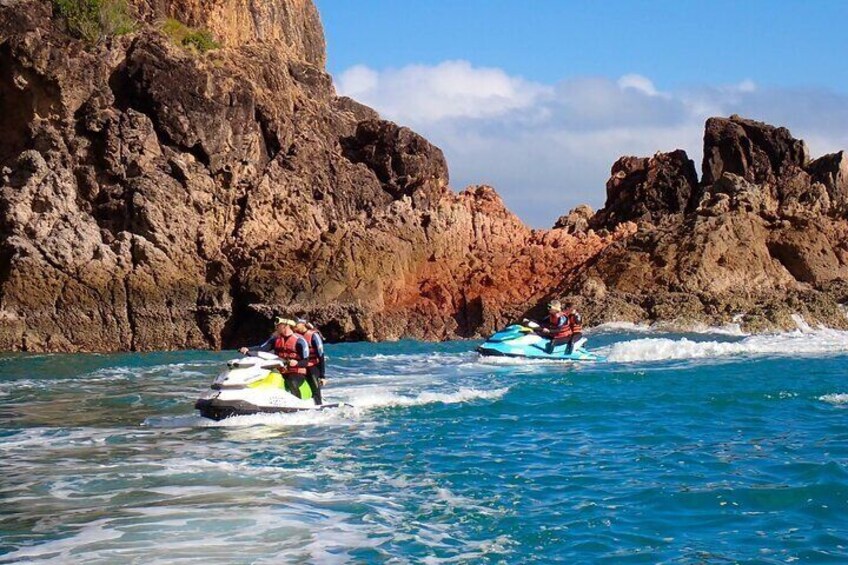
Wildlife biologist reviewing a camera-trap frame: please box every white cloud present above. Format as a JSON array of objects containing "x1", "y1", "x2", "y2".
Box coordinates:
[
  {"x1": 337, "y1": 65, "x2": 379, "y2": 96},
  {"x1": 617, "y1": 74, "x2": 663, "y2": 97},
  {"x1": 337, "y1": 60, "x2": 550, "y2": 123},
  {"x1": 335, "y1": 62, "x2": 848, "y2": 227}
]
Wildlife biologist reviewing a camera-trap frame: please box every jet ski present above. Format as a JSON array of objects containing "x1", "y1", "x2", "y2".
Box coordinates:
[
  {"x1": 195, "y1": 351, "x2": 350, "y2": 420},
  {"x1": 476, "y1": 323, "x2": 605, "y2": 361}
]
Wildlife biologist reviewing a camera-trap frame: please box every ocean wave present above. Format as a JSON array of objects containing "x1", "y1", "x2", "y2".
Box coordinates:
[
  {"x1": 819, "y1": 393, "x2": 848, "y2": 405},
  {"x1": 591, "y1": 321, "x2": 747, "y2": 336},
  {"x1": 344, "y1": 386, "x2": 509, "y2": 410},
  {"x1": 145, "y1": 387, "x2": 507, "y2": 428},
  {"x1": 475, "y1": 355, "x2": 590, "y2": 367},
  {"x1": 602, "y1": 328, "x2": 848, "y2": 363}
]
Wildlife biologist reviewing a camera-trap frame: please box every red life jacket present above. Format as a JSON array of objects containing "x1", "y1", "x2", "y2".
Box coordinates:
[
  {"x1": 274, "y1": 334, "x2": 307, "y2": 376},
  {"x1": 548, "y1": 313, "x2": 572, "y2": 339},
  {"x1": 568, "y1": 311, "x2": 583, "y2": 334},
  {"x1": 303, "y1": 329, "x2": 321, "y2": 367}
]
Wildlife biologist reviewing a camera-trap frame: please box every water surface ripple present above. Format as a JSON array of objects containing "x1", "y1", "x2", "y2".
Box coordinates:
[{"x1": 2, "y1": 330, "x2": 848, "y2": 563}]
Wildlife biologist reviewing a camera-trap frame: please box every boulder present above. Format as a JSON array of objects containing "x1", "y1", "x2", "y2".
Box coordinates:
[
  {"x1": 591, "y1": 149, "x2": 698, "y2": 229},
  {"x1": 702, "y1": 114, "x2": 809, "y2": 186},
  {"x1": 807, "y1": 151, "x2": 848, "y2": 217},
  {"x1": 554, "y1": 204, "x2": 593, "y2": 234}
]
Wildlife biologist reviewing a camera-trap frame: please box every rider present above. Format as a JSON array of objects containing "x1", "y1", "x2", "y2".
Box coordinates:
[
  {"x1": 295, "y1": 319, "x2": 325, "y2": 405},
  {"x1": 538, "y1": 300, "x2": 572, "y2": 354},
  {"x1": 562, "y1": 302, "x2": 584, "y2": 353},
  {"x1": 239, "y1": 317, "x2": 311, "y2": 399}
]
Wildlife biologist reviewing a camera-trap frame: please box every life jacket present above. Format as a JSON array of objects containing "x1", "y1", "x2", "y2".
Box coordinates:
[
  {"x1": 548, "y1": 313, "x2": 572, "y2": 339},
  {"x1": 274, "y1": 333, "x2": 307, "y2": 376},
  {"x1": 568, "y1": 311, "x2": 584, "y2": 334},
  {"x1": 303, "y1": 329, "x2": 322, "y2": 367}
]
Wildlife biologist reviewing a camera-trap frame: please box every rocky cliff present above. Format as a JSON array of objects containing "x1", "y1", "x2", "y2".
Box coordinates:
[
  {"x1": 1, "y1": 1, "x2": 846, "y2": 352},
  {"x1": 0, "y1": 0, "x2": 629, "y2": 351}
]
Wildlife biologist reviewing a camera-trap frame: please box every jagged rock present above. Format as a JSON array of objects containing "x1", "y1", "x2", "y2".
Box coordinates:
[
  {"x1": 808, "y1": 151, "x2": 848, "y2": 217},
  {"x1": 702, "y1": 115, "x2": 809, "y2": 187},
  {"x1": 554, "y1": 204, "x2": 593, "y2": 234},
  {"x1": 340, "y1": 119, "x2": 449, "y2": 207},
  {"x1": 580, "y1": 117, "x2": 848, "y2": 332},
  {"x1": 591, "y1": 149, "x2": 698, "y2": 229},
  {"x1": 767, "y1": 225, "x2": 846, "y2": 286}
]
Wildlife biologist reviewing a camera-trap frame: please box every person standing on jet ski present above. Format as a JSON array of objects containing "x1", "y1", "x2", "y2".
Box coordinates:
[
  {"x1": 239, "y1": 317, "x2": 312, "y2": 400},
  {"x1": 538, "y1": 300, "x2": 572, "y2": 354},
  {"x1": 296, "y1": 319, "x2": 325, "y2": 405},
  {"x1": 562, "y1": 302, "x2": 584, "y2": 353}
]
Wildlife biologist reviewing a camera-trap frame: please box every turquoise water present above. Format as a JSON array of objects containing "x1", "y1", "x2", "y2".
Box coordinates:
[{"x1": 2, "y1": 327, "x2": 848, "y2": 563}]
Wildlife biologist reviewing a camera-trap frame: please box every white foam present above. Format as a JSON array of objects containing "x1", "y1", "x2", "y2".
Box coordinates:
[
  {"x1": 591, "y1": 320, "x2": 747, "y2": 336},
  {"x1": 0, "y1": 518, "x2": 124, "y2": 562},
  {"x1": 602, "y1": 328, "x2": 848, "y2": 363},
  {"x1": 819, "y1": 393, "x2": 848, "y2": 405},
  {"x1": 157, "y1": 386, "x2": 507, "y2": 428},
  {"x1": 790, "y1": 313, "x2": 814, "y2": 332},
  {"x1": 200, "y1": 405, "x2": 359, "y2": 428},
  {"x1": 476, "y1": 355, "x2": 588, "y2": 367},
  {"x1": 590, "y1": 321, "x2": 654, "y2": 333},
  {"x1": 346, "y1": 352, "x2": 473, "y2": 364},
  {"x1": 347, "y1": 386, "x2": 509, "y2": 409}
]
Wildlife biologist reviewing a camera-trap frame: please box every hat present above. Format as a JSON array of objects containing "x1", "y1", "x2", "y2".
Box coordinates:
[
  {"x1": 274, "y1": 317, "x2": 296, "y2": 327},
  {"x1": 546, "y1": 300, "x2": 562, "y2": 312},
  {"x1": 295, "y1": 318, "x2": 307, "y2": 325}
]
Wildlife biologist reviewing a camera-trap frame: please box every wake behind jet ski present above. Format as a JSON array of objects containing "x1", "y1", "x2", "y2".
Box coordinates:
[{"x1": 195, "y1": 351, "x2": 350, "y2": 420}]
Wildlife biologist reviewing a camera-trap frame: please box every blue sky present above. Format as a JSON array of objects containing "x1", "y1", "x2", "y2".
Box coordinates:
[{"x1": 316, "y1": 0, "x2": 848, "y2": 226}]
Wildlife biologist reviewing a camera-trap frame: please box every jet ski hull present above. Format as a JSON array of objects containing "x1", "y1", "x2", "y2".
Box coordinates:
[
  {"x1": 477, "y1": 325, "x2": 605, "y2": 361},
  {"x1": 195, "y1": 352, "x2": 351, "y2": 421},
  {"x1": 195, "y1": 396, "x2": 349, "y2": 421}
]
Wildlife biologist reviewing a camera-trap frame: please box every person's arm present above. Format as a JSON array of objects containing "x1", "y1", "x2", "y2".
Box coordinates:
[
  {"x1": 312, "y1": 333, "x2": 324, "y2": 358},
  {"x1": 289, "y1": 337, "x2": 309, "y2": 368},
  {"x1": 240, "y1": 335, "x2": 275, "y2": 354},
  {"x1": 313, "y1": 333, "x2": 326, "y2": 380}
]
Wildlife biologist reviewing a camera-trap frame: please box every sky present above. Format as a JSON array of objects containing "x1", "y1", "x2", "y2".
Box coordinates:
[{"x1": 315, "y1": 0, "x2": 848, "y2": 227}]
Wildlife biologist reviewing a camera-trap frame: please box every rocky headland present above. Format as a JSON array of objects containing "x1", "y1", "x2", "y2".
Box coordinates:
[{"x1": 1, "y1": 0, "x2": 846, "y2": 351}]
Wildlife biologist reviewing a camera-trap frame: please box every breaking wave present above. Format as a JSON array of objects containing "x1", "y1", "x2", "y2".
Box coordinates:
[
  {"x1": 602, "y1": 328, "x2": 848, "y2": 363},
  {"x1": 819, "y1": 393, "x2": 848, "y2": 405}
]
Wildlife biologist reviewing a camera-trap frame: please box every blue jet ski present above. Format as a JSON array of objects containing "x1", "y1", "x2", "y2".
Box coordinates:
[{"x1": 476, "y1": 323, "x2": 605, "y2": 361}]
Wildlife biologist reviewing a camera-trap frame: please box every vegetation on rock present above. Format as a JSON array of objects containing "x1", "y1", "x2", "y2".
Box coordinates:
[
  {"x1": 162, "y1": 17, "x2": 220, "y2": 52},
  {"x1": 52, "y1": 0, "x2": 136, "y2": 43}
]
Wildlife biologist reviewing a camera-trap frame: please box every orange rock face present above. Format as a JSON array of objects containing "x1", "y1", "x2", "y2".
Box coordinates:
[
  {"x1": 0, "y1": 0, "x2": 630, "y2": 351},
  {"x1": 1, "y1": 3, "x2": 846, "y2": 352}
]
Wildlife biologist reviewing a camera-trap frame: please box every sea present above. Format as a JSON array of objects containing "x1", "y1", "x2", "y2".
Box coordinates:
[{"x1": 2, "y1": 323, "x2": 848, "y2": 563}]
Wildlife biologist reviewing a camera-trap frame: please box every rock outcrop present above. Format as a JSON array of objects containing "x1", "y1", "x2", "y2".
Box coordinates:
[
  {"x1": 1, "y1": 3, "x2": 846, "y2": 352},
  {"x1": 591, "y1": 150, "x2": 699, "y2": 229},
  {"x1": 573, "y1": 115, "x2": 848, "y2": 332},
  {"x1": 0, "y1": 0, "x2": 629, "y2": 351}
]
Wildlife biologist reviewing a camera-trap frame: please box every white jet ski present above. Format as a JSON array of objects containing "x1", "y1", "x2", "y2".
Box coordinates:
[{"x1": 195, "y1": 351, "x2": 349, "y2": 420}]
